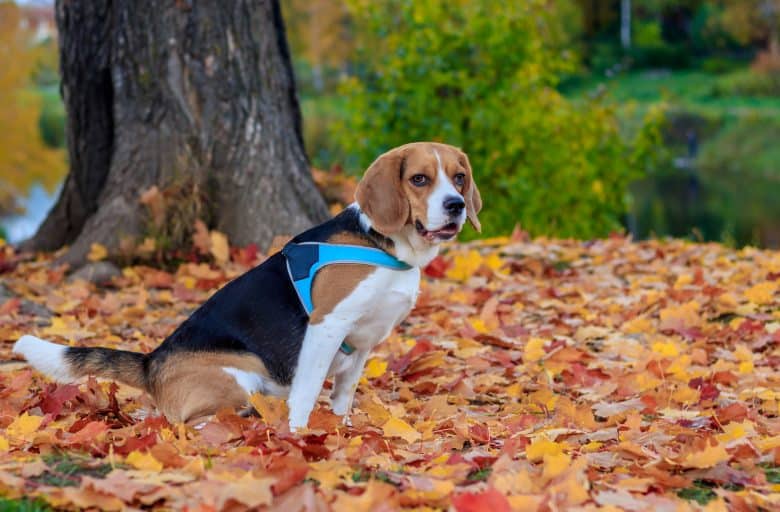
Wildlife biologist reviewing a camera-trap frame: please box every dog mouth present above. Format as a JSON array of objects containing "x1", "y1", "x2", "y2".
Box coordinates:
[{"x1": 415, "y1": 220, "x2": 460, "y2": 241}]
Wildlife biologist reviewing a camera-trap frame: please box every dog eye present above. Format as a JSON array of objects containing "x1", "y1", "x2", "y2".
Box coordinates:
[
  {"x1": 410, "y1": 174, "x2": 429, "y2": 186},
  {"x1": 453, "y1": 173, "x2": 465, "y2": 187}
]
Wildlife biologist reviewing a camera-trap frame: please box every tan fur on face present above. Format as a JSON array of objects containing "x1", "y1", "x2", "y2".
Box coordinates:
[
  {"x1": 148, "y1": 352, "x2": 271, "y2": 424},
  {"x1": 355, "y1": 142, "x2": 481, "y2": 234},
  {"x1": 309, "y1": 232, "x2": 376, "y2": 324}
]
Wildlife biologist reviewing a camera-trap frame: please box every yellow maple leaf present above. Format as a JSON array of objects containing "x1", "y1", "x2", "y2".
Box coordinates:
[
  {"x1": 682, "y1": 443, "x2": 730, "y2": 469},
  {"x1": 659, "y1": 300, "x2": 702, "y2": 330},
  {"x1": 756, "y1": 435, "x2": 780, "y2": 452},
  {"x1": 249, "y1": 393, "x2": 289, "y2": 426},
  {"x1": 738, "y1": 361, "x2": 754, "y2": 374},
  {"x1": 717, "y1": 421, "x2": 754, "y2": 445},
  {"x1": 446, "y1": 250, "x2": 482, "y2": 281},
  {"x1": 136, "y1": 237, "x2": 156, "y2": 256},
  {"x1": 41, "y1": 316, "x2": 71, "y2": 338},
  {"x1": 484, "y1": 251, "x2": 504, "y2": 271},
  {"x1": 87, "y1": 242, "x2": 108, "y2": 262},
  {"x1": 403, "y1": 478, "x2": 455, "y2": 501},
  {"x1": 744, "y1": 282, "x2": 777, "y2": 305},
  {"x1": 621, "y1": 316, "x2": 652, "y2": 334},
  {"x1": 469, "y1": 318, "x2": 491, "y2": 334},
  {"x1": 526, "y1": 437, "x2": 564, "y2": 462},
  {"x1": 507, "y1": 495, "x2": 544, "y2": 510},
  {"x1": 357, "y1": 393, "x2": 391, "y2": 425},
  {"x1": 0, "y1": 435, "x2": 9, "y2": 451},
  {"x1": 382, "y1": 417, "x2": 421, "y2": 444},
  {"x1": 524, "y1": 337, "x2": 547, "y2": 363},
  {"x1": 209, "y1": 230, "x2": 230, "y2": 264},
  {"x1": 7, "y1": 412, "x2": 43, "y2": 439},
  {"x1": 651, "y1": 340, "x2": 679, "y2": 358},
  {"x1": 543, "y1": 452, "x2": 571, "y2": 480},
  {"x1": 218, "y1": 473, "x2": 274, "y2": 509},
  {"x1": 363, "y1": 358, "x2": 387, "y2": 379},
  {"x1": 582, "y1": 441, "x2": 603, "y2": 453},
  {"x1": 126, "y1": 450, "x2": 163, "y2": 471},
  {"x1": 308, "y1": 460, "x2": 354, "y2": 489}
]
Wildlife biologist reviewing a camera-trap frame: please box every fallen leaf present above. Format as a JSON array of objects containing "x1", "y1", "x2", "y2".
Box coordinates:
[
  {"x1": 6, "y1": 412, "x2": 43, "y2": 439},
  {"x1": 87, "y1": 243, "x2": 108, "y2": 262},
  {"x1": 382, "y1": 417, "x2": 421, "y2": 444},
  {"x1": 126, "y1": 450, "x2": 164, "y2": 472},
  {"x1": 364, "y1": 358, "x2": 387, "y2": 379},
  {"x1": 209, "y1": 230, "x2": 230, "y2": 264}
]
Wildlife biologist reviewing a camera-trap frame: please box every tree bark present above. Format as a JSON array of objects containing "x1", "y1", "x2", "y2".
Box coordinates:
[{"x1": 22, "y1": 0, "x2": 329, "y2": 266}]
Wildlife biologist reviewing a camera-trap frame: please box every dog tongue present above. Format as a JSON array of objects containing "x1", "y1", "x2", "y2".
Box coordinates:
[{"x1": 425, "y1": 223, "x2": 458, "y2": 240}]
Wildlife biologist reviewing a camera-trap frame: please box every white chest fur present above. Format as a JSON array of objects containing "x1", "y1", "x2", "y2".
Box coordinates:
[
  {"x1": 342, "y1": 267, "x2": 420, "y2": 348},
  {"x1": 286, "y1": 266, "x2": 421, "y2": 430}
]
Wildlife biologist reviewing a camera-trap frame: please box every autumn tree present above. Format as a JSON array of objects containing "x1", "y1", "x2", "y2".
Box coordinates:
[
  {"x1": 719, "y1": 0, "x2": 780, "y2": 65},
  {"x1": 336, "y1": 0, "x2": 661, "y2": 239},
  {"x1": 284, "y1": 0, "x2": 353, "y2": 92},
  {"x1": 22, "y1": 0, "x2": 329, "y2": 266},
  {"x1": 0, "y1": 2, "x2": 66, "y2": 217}
]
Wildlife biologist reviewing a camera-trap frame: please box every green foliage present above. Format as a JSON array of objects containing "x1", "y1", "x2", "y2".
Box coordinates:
[
  {"x1": 334, "y1": 0, "x2": 662, "y2": 239},
  {"x1": 36, "y1": 452, "x2": 113, "y2": 487},
  {"x1": 699, "y1": 116, "x2": 780, "y2": 177},
  {"x1": 764, "y1": 465, "x2": 780, "y2": 484},
  {"x1": 301, "y1": 95, "x2": 350, "y2": 170},
  {"x1": 677, "y1": 484, "x2": 716, "y2": 505},
  {"x1": 0, "y1": 499, "x2": 51, "y2": 512},
  {"x1": 711, "y1": 69, "x2": 780, "y2": 97},
  {"x1": 37, "y1": 85, "x2": 66, "y2": 149}
]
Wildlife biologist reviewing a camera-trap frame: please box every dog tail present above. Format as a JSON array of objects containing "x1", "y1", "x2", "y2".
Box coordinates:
[{"x1": 13, "y1": 335, "x2": 148, "y2": 390}]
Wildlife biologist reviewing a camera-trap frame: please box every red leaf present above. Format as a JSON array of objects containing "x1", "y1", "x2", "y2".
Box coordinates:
[
  {"x1": 268, "y1": 455, "x2": 309, "y2": 495},
  {"x1": 39, "y1": 383, "x2": 80, "y2": 416},
  {"x1": 423, "y1": 256, "x2": 449, "y2": 278},
  {"x1": 716, "y1": 402, "x2": 749, "y2": 424},
  {"x1": 0, "y1": 297, "x2": 20, "y2": 316},
  {"x1": 469, "y1": 423, "x2": 491, "y2": 444},
  {"x1": 67, "y1": 421, "x2": 110, "y2": 446},
  {"x1": 232, "y1": 243, "x2": 260, "y2": 267},
  {"x1": 452, "y1": 488, "x2": 511, "y2": 512},
  {"x1": 112, "y1": 431, "x2": 158, "y2": 455}
]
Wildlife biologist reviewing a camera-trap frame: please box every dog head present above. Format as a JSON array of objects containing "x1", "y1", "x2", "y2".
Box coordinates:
[{"x1": 355, "y1": 142, "x2": 481, "y2": 245}]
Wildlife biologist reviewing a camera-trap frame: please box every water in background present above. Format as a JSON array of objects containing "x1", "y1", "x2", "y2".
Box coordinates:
[{"x1": 1, "y1": 184, "x2": 58, "y2": 243}]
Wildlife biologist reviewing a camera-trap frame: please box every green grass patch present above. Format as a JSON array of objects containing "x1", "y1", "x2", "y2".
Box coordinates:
[
  {"x1": 32, "y1": 452, "x2": 113, "y2": 488},
  {"x1": 761, "y1": 464, "x2": 780, "y2": 484},
  {"x1": 0, "y1": 498, "x2": 51, "y2": 512},
  {"x1": 563, "y1": 69, "x2": 780, "y2": 117},
  {"x1": 676, "y1": 479, "x2": 744, "y2": 505},
  {"x1": 466, "y1": 467, "x2": 492, "y2": 482},
  {"x1": 677, "y1": 482, "x2": 717, "y2": 505}
]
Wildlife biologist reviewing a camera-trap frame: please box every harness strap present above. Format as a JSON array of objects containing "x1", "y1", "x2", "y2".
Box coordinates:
[{"x1": 281, "y1": 242, "x2": 412, "y2": 355}]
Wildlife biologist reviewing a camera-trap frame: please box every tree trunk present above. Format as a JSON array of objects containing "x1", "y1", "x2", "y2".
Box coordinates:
[{"x1": 22, "y1": 0, "x2": 329, "y2": 266}]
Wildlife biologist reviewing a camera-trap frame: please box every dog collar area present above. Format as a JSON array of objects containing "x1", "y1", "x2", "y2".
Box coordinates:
[{"x1": 281, "y1": 242, "x2": 412, "y2": 355}]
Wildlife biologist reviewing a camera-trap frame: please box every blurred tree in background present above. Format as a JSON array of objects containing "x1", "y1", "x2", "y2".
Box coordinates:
[
  {"x1": 718, "y1": 0, "x2": 780, "y2": 69},
  {"x1": 0, "y1": 1, "x2": 65, "y2": 216},
  {"x1": 285, "y1": 0, "x2": 352, "y2": 93},
  {"x1": 334, "y1": 0, "x2": 663, "y2": 239}
]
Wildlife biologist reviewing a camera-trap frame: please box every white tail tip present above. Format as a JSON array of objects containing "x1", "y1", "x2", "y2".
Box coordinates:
[{"x1": 13, "y1": 335, "x2": 75, "y2": 382}]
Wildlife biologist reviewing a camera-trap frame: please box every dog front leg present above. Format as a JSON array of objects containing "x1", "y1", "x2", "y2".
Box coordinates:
[
  {"x1": 287, "y1": 320, "x2": 350, "y2": 432},
  {"x1": 331, "y1": 349, "x2": 371, "y2": 425}
]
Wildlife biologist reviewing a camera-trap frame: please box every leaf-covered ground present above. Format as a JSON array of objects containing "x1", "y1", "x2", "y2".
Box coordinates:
[{"x1": 1, "y1": 235, "x2": 779, "y2": 511}]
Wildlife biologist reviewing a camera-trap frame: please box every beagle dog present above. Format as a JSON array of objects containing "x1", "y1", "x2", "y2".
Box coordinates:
[{"x1": 13, "y1": 142, "x2": 482, "y2": 431}]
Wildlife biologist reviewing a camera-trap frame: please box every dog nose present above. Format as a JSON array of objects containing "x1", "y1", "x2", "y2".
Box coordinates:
[{"x1": 443, "y1": 196, "x2": 465, "y2": 216}]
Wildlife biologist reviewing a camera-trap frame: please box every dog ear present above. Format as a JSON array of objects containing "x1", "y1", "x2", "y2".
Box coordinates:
[
  {"x1": 355, "y1": 149, "x2": 410, "y2": 235},
  {"x1": 458, "y1": 150, "x2": 482, "y2": 232}
]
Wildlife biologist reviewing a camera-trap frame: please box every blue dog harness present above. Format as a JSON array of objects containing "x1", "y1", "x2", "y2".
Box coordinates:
[{"x1": 281, "y1": 241, "x2": 412, "y2": 355}]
